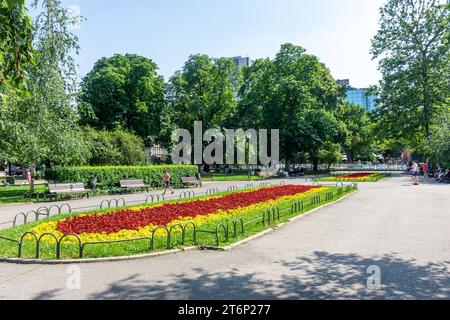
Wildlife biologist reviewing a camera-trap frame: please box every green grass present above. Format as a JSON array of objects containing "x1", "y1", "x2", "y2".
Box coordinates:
[{"x1": 0, "y1": 186, "x2": 356, "y2": 260}]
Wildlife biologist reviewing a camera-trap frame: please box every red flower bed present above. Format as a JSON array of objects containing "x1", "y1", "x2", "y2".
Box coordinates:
[
  {"x1": 56, "y1": 185, "x2": 320, "y2": 235},
  {"x1": 336, "y1": 173, "x2": 374, "y2": 179}
]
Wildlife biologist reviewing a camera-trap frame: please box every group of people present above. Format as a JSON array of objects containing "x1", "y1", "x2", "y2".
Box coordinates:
[
  {"x1": 407, "y1": 161, "x2": 450, "y2": 185},
  {"x1": 428, "y1": 163, "x2": 450, "y2": 183}
]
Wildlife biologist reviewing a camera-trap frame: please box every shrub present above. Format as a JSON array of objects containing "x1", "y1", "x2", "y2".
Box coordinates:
[
  {"x1": 45, "y1": 165, "x2": 199, "y2": 190},
  {"x1": 82, "y1": 127, "x2": 146, "y2": 166}
]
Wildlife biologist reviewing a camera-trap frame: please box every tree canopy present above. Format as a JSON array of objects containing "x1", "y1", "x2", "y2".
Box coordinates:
[
  {"x1": 371, "y1": 0, "x2": 450, "y2": 148},
  {"x1": 337, "y1": 102, "x2": 377, "y2": 162},
  {"x1": 0, "y1": 0, "x2": 85, "y2": 167},
  {"x1": 236, "y1": 43, "x2": 346, "y2": 169},
  {"x1": 167, "y1": 54, "x2": 242, "y2": 132},
  {"x1": 79, "y1": 54, "x2": 167, "y2": 146},
  {"x1": 0, "y1": 0, "x2": 34, "y2": 93}
]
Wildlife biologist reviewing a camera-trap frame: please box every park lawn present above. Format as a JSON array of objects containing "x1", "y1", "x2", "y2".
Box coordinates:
[
  {"x1": 0, "y1": 185, "x2": 48, "y2": 204},
  {"x1": 202, "y1": 174, "x2": 264, "y2": 182},
  {"x1": 0, "y1": 185, "x2": 356, "y2": 260}
]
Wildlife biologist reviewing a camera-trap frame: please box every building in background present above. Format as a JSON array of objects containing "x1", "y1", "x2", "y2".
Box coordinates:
[
  {"x1": 337, "y1": 79, "x2": 378, "y2": 111},
  {"x1": 231, "y1": 56, "x2": 252, "y2": 67},
  {"x1": 145, "y1": 145, "x2": 169, "y2": 164}
]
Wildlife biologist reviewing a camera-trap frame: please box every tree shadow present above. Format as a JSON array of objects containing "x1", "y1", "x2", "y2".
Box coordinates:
[
  {"x1": 33, "y1": 288, "x2": 63, "y2": 300},
  {"x1": 276, "y1": 252, "x2": 450, "y2": 300},
  {"x1": 88, "y1": 252, "x2": 450, "y2": 300}
]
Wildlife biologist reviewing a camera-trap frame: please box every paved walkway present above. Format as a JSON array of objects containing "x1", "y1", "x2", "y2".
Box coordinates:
[{"x1": 0, "y1": 176, "x2": 449, "y2": 300}]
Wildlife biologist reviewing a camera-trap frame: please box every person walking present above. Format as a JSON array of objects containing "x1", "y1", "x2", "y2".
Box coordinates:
[
  {"x1": 411, "y1": 161, "x2": 420, "y2": 185},
  {"x1": 422, "y1": 162, "x2": 429, "y2": 179},
  {"x1": 162, "y1": 170, "x2": 175, "y2": 195}
]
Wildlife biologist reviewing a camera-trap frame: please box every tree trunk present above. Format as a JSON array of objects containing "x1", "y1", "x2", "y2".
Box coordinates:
[
  {"x1": 345, "y1": 150, "x2": 353, "y2": 164},
  {"x1": 284, "y1": 159, "x2": 292, "y2": 172},
  {"x1": 313, "y1": 158, "x2": 319, "y2": 172},
  {"x1": 29, "y1": 163, "x2": 36, "y2": 195}
]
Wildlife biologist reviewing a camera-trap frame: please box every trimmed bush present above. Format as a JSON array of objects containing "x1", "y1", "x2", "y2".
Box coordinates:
[{"x1": 45, "y1": 165, "x2": 199, "y2": 190}]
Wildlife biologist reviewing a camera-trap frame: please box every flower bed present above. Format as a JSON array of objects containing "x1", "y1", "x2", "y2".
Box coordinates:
[
  {"x1": 0, "y1": 184, "x2": 356, "y2": 260},
  {"x1": 31, "y1": 185, "x2": 323, "y2": 243},
  {"x1": 316, "y1": 173, "x2": 389, "y2": 182}
]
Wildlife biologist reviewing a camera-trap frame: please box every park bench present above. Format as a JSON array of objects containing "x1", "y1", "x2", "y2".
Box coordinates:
[
  {"x1": 181, "y1": 176, "x2": 202, "y2": 188},
  {"x1": 48, "y1": 183, "x2": 91, "y2": 201},
  {"x1": 259, "y1": 171, "x2": 277, "y2": 180},
  {"x1": 119, "y1": 180, "x2": 149, "y2": 193},
  {"x1": 200, "y1": 172, "x2": 214, "y2": 179}
]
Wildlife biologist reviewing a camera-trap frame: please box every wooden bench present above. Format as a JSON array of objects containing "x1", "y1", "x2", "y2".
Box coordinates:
[
  {"x1": 119, "y1": 180, "x2": 149, "y2": 193},
  {"x1": 48, "y1": 183, "x2": 91, "y2": 201},
  {"x1": 259, "y1": 171, "x2": 276, "y2": 180},
  {"x1": 181, "y1": 176, "x2": 202, "y2": 188}
]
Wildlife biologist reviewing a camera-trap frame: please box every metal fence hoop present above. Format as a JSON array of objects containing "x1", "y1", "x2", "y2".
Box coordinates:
[
  {"x1": 146, "y1": 194, "x2": 163, "y2": 203},
  {"x1": 58, "y1": 234, "x2": 82, "y2": 259},
  {"x1": 207, "y1": 188, "x2": 219, "y2": 196},
  {"x1": 227, "y1": 218, "x2": 244, "y2": 238},
  {"x1": 168, "y1": 224, "x2": 184, "y2": 248},
  {"x1": 59, "y1": 204, "x2": 72, "y2": 214},
  {"x1": 272, "y1": 207, "x2": 280, "y2": 222},
  {"x1": 182, "y1": 222, "x2": 197, "y2": 245},
  {"x1": 13, "y1": 212, "x2": 27, "y2": 227},
  {"x1": 47, "y1": 205, "x2": 61, "y2": 216},
  {"x1": 116, "y1": 198, "x2": 126, "y2": 207},
  {"x1": 100, "y1": 199, "x2": 111, "y2": 209},
  {"x1": 25, "y1": 211, "x2": 39, "y2": 224},
  {"x1": 215, "y1": 223, "x2": 228, "y2": 246},
  {"x1": 151, "y1": 226, "x2": 170, "y2": 250},
  {"x1": 226, "y1": 220, "x2": 238, "y2": 238},
  {"x1": 19, "y1": 232, "x2": 39, "y2": 259},
  {"x1": 36, "y1": 207, "x2": 50, "y2": 221},
  {"x1": 37, "y1": 233, "x2": 59, "y2": 259},
  {"x1": 36, "y1": 206, "x2": 50, "y2": 215}
]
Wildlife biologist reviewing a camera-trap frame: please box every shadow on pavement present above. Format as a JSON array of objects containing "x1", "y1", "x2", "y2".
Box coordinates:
[{"x1": 82, "y1": 252, "x2": 450, "y2": 300}]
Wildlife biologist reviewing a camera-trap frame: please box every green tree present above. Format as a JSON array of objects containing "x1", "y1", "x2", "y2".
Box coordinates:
[
  {"x1": 0, "y1": 0, "x2": 34, "y2": 93},
  {"x1": 337, "y1": 102, "x2": 376, "y2": 162},
  {"x1": 0, "y1": 0, "x2": 87, "y2": 193},
  {"x1": 371, "y1": 0, "x2": 450, "y2": 148},
  {"x1": 79, "y1": 54, "x2": 167, "y2": 147},
  {"x1": 428, "y1": 112, "x2": 450, "y2": 166},
  {"x1": 168, "y1": 54, "x2": 242, "y2": 132},
  {"x1": 319, "y1": 142, "x2": 344, "y2": 169},
  {"x1": 237, "y1": 43, "x2": 345, "y2": 170}
]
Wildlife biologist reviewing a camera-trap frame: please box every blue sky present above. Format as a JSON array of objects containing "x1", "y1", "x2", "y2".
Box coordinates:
[{"x1": 28, "y1": 0, "x2": 386, "y2": 87}]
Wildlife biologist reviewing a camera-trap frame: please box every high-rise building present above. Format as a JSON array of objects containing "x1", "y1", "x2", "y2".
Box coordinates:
[
  {"x1": 337, "y1": 79, "x2": 378, "y2": 111},
  {"x1": 231, "y1": 56, "x2": 252, "y2": 67}
]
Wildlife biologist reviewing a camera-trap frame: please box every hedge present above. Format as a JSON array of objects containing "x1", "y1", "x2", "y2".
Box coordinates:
[{"x1": 45, "y1": 165, "x2": 199, "y2": 190}]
